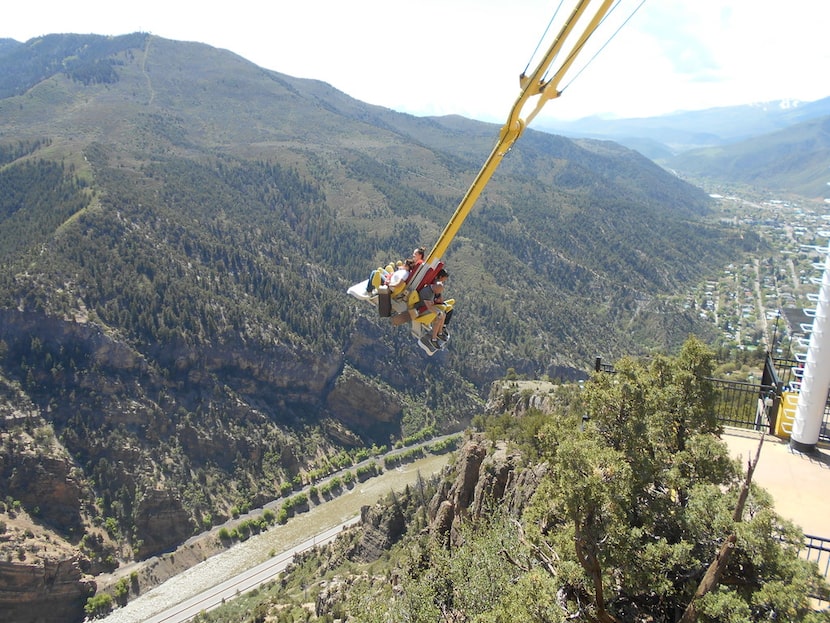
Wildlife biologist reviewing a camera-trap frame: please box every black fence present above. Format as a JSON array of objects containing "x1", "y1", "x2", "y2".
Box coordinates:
[
  {"x1": 803, "y1": 534, "x2": 830, "y2": 579},
  {"x1": 708, "y1": 378, "x2": 775, "y2": 433},
  {"x1": 593, "y1": 356, "x2": 617, "y2": 374},
  {"x1": 770, "y1": 355, "x2": 802, "y2": 389},
  {"x1": 796, "y1": 534, "x2": 830, "y2": 606},
  {"x1": 592, "y1": 356, "x2": 775, "y2": 433}
]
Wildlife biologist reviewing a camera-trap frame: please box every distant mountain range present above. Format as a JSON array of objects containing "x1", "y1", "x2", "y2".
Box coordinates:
[
  {"x1": 540, "y1": 98, "x2": 830, "y2": 199},
  {"x1": 541, "y1": 97, "x2": 830, "y2": 152}
]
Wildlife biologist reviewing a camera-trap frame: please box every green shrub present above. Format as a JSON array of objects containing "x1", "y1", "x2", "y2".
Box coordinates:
[
  {"x1": 236, "y1": 522, "x2": 251, "y2": 541},
  {"x1": 84, "y1": 593, "x2": 113, "y2": 618},
  {"x1": 355, "y1": 462, "x2": 380, "y2": 481},
  {"x1": 291, "y1": 493, "x2": 308, "y2": 509},
  {"x1": 103, "y1": 517, "x2": 118, "y2": 537},
  {"x1": 113, "y1": 577, "x2": 129, "y2": 598}
]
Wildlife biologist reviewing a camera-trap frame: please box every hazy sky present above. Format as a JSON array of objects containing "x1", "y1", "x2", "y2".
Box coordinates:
[{"x1": 6, "y1": 0, "x2": 829, "y2": 122}]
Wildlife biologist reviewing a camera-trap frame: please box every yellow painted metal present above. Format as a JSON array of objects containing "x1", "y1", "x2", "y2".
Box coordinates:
[
  {"x1": 426, "y1": 0, "x2": 615, "y2": 265},
  {"x1": 775, "y1": 391, "x2": 798, "y2": 439}
]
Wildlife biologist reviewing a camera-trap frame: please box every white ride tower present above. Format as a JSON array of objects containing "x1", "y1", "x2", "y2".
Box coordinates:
[{"x1": 791, "y1": 251, "x2": 830, "y2": 453}]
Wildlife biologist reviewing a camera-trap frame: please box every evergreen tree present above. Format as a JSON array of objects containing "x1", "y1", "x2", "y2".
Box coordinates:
[{"x1": 352, "y1": 338, "x2": 829, "y2": 622}]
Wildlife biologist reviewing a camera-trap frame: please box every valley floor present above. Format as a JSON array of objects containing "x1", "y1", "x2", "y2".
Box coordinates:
[
  {"x1": 96, "y1": 452, "x2": 453, "y2": 623},
  {"x1": 92, "y1": 428, "x2": 830, "y2": 621}
]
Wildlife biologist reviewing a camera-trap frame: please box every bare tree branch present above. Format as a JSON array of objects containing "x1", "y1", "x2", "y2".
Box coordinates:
[{"x1": 678, "y1": 433, "x2": 764, "y2": 623}]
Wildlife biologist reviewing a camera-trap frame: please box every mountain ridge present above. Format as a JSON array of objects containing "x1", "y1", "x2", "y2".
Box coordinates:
[
  {"x1": 539, "y1": 96, "x2": 830, "y2": 151},
  {"x1": 537, "y1": 96, "x2": 830, "y2": 199},
  {"x1": 665, "y1": 115, "x2": 830, "y2": 200},
  {"x1": 0, "y1": 32, "x2": 757, "y2": 622}
]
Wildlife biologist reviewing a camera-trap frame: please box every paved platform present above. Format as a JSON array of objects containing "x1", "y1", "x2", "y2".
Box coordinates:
[{"x1": 723, "y1": 429, "x2": 830, "y2": 538}]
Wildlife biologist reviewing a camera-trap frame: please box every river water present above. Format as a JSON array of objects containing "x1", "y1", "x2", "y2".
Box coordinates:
[{"x1": 100, "y1": 452, "x2": 453, "y2": 623}]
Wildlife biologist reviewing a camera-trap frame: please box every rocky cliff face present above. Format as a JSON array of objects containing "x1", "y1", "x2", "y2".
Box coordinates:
[
  {"x1": 427, "y1": 435, "x2": 545, "y2": 545},
  {"x1": 339, "y1": 434, "x2": 544, "y2": 564},
  {"x1": 0, "y1": 423, "x2": 85, "y2": 535},
  {"x1": 314, "y1": 434, "x2": 545, "y2": 616},
  {"x1": 325, "y1": 372, "x2": 402, "y2": 443},
  {"x1": 132, "y1": 489, "x2": 195, "y2": 560},
  {"x1": 0, "y1": 308, "x2": 403, "y2": 541},
  {"x1": 0, "y1": 306, "x2": 411, "y2": 621},
  {"x1": 346, "y1": 502, "x2": 408, "y2": 564},
  {"x1": 0, "y1": 408, "x2": 103, "y2": 623},
  {"x1": 0, "y1": 557, "x2": 95, "y2": 623}
]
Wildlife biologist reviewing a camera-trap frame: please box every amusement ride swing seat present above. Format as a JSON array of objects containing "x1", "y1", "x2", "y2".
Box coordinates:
[{"x1": 346, "y1": 0, "x2": 641, "y2": 355}]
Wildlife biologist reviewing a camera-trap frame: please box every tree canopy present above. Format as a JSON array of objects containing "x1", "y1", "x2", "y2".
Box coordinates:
[{"x1": 350, "y1": 338, "x2": 829, "y2": 622}]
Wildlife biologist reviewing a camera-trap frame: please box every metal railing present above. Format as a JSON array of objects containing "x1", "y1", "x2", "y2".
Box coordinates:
[
  {"x1": 708, "y1": 378, "x2": 776, "y2": 432},
  {"x1": 593, "y1": 356, "x2": 617, "y2": 374},
  {"x1": 802, "y1": 534, "x2": 830, "y2": 578},
  {"x1": 794, "y1": 533, "x2": 830, "y2": 607},
  {"x1": 771, "y1": 355, "x2": 802, "y2": 389}
]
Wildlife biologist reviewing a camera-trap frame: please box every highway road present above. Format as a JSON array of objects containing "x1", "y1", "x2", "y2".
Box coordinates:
[
  {"x1": 101, "y1": 451, "x2": 452, "y2": 623},
  {"x1": 143, "y1": 519, "x2": 359, "y2": 623}
]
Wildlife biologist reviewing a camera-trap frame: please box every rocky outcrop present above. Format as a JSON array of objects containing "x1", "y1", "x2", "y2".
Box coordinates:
[
  {"x1": 347, "y1": 502, "x2": 408, "y2": 563},
  {"x1": 428, "y1": 435, "x2": 546, "y2": 545},
  {"x1": 0, "y1": 557, "x2": 95, "y2": 623},
  {"x1": 427, "y1": 436, "x2": 487, "y2": 530},
  {"x1": 0, "y1": 420, "x2": 85, "y2": 536},
  {"x1": 133, "y1": 489, "x2": 196, "y2": 559},
  {"x1": 316, "y1": 576, "x2": 360, "y2": 619},
  {"x1": 501, "y1": 460, "x2": 549, "y2": 517},
  {"x1": 469, "y1": 443, "x2": 521, "y2": 518},
  {"x1": 485, "y1": 380, "x2": 559, "y2": 417}
]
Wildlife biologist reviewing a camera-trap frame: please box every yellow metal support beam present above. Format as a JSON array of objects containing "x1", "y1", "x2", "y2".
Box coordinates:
[{"x1": 426, "y1": 0, "x2": 615, "y2": 265}]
